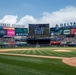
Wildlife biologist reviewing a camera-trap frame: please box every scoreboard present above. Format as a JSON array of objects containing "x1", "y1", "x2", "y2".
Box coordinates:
[{"x1": 29, "y1": 24, "x2": 49, "y2": 37}]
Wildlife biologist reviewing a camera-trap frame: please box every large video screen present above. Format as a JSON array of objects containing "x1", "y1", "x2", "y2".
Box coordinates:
[
  {"x1": 71, "y1": 28, "x2": 76, "y2": 35},
  {"x1": 29, "y1": 24, "x2": 49, "y2": 37},
  {"x1": 15, "y1": 28, "x2": 28, "y2": 36},
  {"x1": 50, "y1": 27, "x2": 63, "y2": 36},
  {"x1": 0, "y1": 29, "x2": 7, "y2": 35}
]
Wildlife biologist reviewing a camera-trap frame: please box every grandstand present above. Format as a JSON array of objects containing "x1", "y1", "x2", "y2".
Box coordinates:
[
  {"x1": 0, "y1": 23, "x2": 28, "y2": 47},
  {"x1": 0, "y1": 23, "x2": 76, "y2": 47}
]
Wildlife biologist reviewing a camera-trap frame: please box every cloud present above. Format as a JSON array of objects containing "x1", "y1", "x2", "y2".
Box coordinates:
[
  {"x1": 18, "y1": 15, "x2": 37, "y2": 28},
  {"x1": 40, "y1": 6, "x2": 76, "y2": 27},
  {"x1": 0, "y1": 15, "x2": 18, "y2": 24},
  {"x1": 0, "y1": 6, "x2": 76, "y2": 27},
  {"x1": 18, "y1": 6, "x2": 76, "y2": 27}
]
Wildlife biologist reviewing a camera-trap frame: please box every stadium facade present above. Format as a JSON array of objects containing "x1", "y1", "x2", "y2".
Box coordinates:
[
  {"x1": 0, "y1": 22, "x2": 76, "y2": 47},
  {"x1": 0, "y1": 23, "x2": 25, "y2": 28}
]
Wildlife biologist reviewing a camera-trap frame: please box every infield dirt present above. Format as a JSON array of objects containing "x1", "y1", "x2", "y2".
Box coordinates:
[{"x1": 0, "y1": 48, "x2": 76, "y2": 67}]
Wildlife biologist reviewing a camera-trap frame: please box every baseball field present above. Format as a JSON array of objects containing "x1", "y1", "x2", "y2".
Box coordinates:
[{"x1": 0, "y1": 47, "x2": 76, "y2": 75}]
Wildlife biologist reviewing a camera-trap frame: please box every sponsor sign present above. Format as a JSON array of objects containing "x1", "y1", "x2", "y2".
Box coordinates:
[
  {"x1": 71, "y1": 29, "x2": 76, "y2": 35},
  {"x1": 15, "y1": 28, "x2": 28, "y2": 36},
  {"x1": 63, "y1": 30, "x2": 70, "y2": 35},
  {"x1": 7, "y1": 30, "x2": 15, "y2": 36},
  {"x1": 0, "y1": 26, "x2": 3, "y2": 29},
  {"x1": 3, "y1": 27, "x2": 15, "y2": 30},
  {"x1": 0, "y1": 29, "x2": 7, "y2": 35},
  {"x1": 50, "y1": 27, "x2": 63, "y2": 36}
]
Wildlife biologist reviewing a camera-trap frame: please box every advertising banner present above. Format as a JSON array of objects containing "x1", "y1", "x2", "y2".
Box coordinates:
[
  {"x1": 71, "y1": 29, "x2": 76, "y2": 35},
  {"x1": 7, "y1": 30, "x2": 15, "y2": 36},
  {"x1": 15, "y1": 28, "x2": 28, "y2": 36},
  {"x1": 0, "y1": 29, "x2": 7, "y2": 35},
  {"x1": 0, "y1": 26, "x2": 3, "y2": 29},
  {"x1": 3, "y1": 27, "x2": 15, "y2": 30},
  {"x1": 10, "y1": 42, "x2": 15, "y2": 45},
  {"x1": 50, "y1": 41, "x2": 61, "y2": 45},
  {"x1": 63, "y1": 30, "x2": 70, "y2": 35},
  {"x1": 50, "y1": 27, "x2": 63, "y2": 36}
]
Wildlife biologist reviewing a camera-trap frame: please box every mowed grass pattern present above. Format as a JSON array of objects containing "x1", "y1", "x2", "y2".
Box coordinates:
[
  {"x1": 0, "y1": 47, "x2": 76, "y2": 75},
  {"x1": 6, "y1": 48, "x2": 76, "y2": 57},
  {"x1": 0, "y1": 54, "x2": 76, "y2": 75}
]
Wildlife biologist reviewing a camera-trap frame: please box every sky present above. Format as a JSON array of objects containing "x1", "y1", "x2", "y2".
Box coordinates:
[{"x1": 0, "y1": 0, "x2": 76, "y2": 27}]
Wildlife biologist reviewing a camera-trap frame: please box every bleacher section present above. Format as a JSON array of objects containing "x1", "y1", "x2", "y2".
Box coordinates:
[{"x1": 0, "y1": 23, "x2": 76, "y2": 47}]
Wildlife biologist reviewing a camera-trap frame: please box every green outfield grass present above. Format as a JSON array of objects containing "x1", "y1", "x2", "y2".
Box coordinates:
[
  {"x1": 0, "y1": 47, "x2": 76, "y2": 75},
  {"x1": 6, "y1": 48, "x2": 76, "y2": 57}
]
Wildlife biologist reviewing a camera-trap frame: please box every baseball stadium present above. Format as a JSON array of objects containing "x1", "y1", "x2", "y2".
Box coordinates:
[{"x1": 0, "y1": 23, "x2": 76, "y2": 75}]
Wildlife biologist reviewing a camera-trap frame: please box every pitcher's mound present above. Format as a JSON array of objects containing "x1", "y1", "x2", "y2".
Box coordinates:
[
  {"x1": 54, "y1": 50, "x2": 72, "y2": 52},
  {"x1": 62, "y1": 57, "x2": 76, "y2": 67}
]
